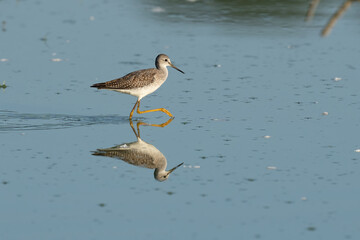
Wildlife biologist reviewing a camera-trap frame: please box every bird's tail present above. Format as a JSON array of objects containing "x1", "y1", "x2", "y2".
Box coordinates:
[{"x1": 90, "y1": 82, "x2": 106, "y2": 89}]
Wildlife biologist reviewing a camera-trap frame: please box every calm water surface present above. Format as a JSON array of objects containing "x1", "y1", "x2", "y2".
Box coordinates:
[{"x1": 1, "y1": 0, "x2": 360, "y2": 239}]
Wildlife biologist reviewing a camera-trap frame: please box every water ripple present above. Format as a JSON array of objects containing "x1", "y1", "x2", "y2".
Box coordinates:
[{"x1": 0, "y1": 110, "x2": 128, "y2": 132}]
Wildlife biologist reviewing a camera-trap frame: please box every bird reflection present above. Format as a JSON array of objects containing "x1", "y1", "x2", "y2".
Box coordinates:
[{"x1": 92, "y1": 118, "x2": 183, "y2": 181}]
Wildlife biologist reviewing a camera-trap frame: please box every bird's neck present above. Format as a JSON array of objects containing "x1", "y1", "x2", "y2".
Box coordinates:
[
  {"x1": 156, "y1": 66, "x2": 168, "y2": 80},
  {"x1": 157, "y1": 65, "x2": 168, "y2": 73}
]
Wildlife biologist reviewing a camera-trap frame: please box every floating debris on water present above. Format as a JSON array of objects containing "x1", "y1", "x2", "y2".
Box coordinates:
[
  {"x1": 214, "y1": 64, "x2": 222, "y2": 68},
  {"x1": 0, "y1": 81, "x2": 7, "y2": 89},
  {"x1": 301, "y1": 197, "x2": 307, "y2": 201},
  {"x1": 334, "y1": 77, "x2": 342, "y2": 81},
  {"x1": 307, "y1": 226, "x2": 316, "y2": 231},
  {"x1": 112, "y1": 166, "x2": 117, "y2": 169},
  {"x1": 184, "y1": 165, "x2": 200, "y2": 168},
  {"x1": 50, "y1": 58, "x2": 63, "y2": 62},
  {"x1": 151, "y1": 7, "x2": 165, "y2": 13},
  {"x1": 322, "y1": 112, "x2": 329, "y2": 115},
  {"x1": 266, "y1": 166, "x2": 277, "y2": 170},
  {"x1": 0, "y1": 58, "x2": 9, "y2": 62},
  {"x1": 50, "y1": 53, "x2": 63, "y2": 62},
  {"x1": 2, "y1": 21, "x2": 6, "y2": 32},
  {"x1": 211, "y1": 118, "x2": 227, "y2": 122},
  {"x1": 89, "y1": 16, "x2": 95, "y2": 21},
  {"x1": 40, "y1": 33, "x2": 49, "y2": 44},
  {"x1": 264, "y1": 135, "x2": 271, "y2": 139},
  {"x1": 354, "y1": 149, "x2": 360, "y2": 153}
]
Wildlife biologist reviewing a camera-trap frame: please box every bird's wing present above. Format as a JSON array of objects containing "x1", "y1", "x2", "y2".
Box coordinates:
[
  {"x1": 91, "y1": 69, "x2": 157, "y2": 90},
  {"x1": 92, "y1": 149, "x2": 157, "y2": 169}
]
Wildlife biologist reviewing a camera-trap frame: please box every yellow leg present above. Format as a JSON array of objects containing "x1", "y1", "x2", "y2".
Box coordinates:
[
  {"x1": 136, "y1": 100, "x2": 174, "y2": 118},
  {"x1": 129, "y1": 100, "x2": 139, "y2": 120}
]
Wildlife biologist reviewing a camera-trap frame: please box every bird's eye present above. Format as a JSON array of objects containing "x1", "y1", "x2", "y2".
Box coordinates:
[{"x1": 164, "y1": 59, "x2": 168, "y2": 62}]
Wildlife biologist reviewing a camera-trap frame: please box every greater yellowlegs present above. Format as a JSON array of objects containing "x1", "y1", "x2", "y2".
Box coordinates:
[
  {"x1": 92, "y1": 119, "x2": 183, "y2": 181},
  {"x1": 91, "y1": 54, "x2": 184, "y2": 119}
]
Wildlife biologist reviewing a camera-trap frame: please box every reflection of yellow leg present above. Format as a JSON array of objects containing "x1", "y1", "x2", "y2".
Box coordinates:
[
  {"x1": 137, "y1": 118, "x2": 173, "y2": 128},
  {"x1": 129, "y1": 100, "x2": 138, "y2": 120},
  {"x1": 136, "y1": 100, "x2": 174, "y2": 118},
  {"x1": 129, "y1": 118, "x2": 173, "y2": 138},
  {"x1": 129, "y1": 119, "x2": 140, "y2": 138}
]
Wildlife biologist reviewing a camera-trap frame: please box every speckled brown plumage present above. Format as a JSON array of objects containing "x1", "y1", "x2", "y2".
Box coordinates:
[
  {"x1": 92, "y1": 148, "x2": 159, "y2": 169},
  {"x1": 91, "y1": 68, "x2": 157, "y2": 90}
]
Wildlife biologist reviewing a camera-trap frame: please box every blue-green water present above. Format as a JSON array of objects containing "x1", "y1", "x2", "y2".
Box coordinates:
[{"x1": 1, "y1": 0, "x2": 360, "y2": 239}]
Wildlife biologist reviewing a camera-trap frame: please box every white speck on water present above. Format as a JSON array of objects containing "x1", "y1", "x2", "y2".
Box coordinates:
[
  {"x1": 301, "y1": 197, "x2": 307, "y2": 201},
  {"x1": 184, "y1": 165, "x2": 200, "y2": 168},
  {"x1": 112, "y1": 166, "x2": 117, "y2": 169},
  {"x1": 51, "y1": 58, "x2": 63, "y2": 62},
  {"x1": 211, "y1": 118, "x2": 226, "y2": 121},
  {"x1": 89, "y1": 16, "x2": 95, "y2": 21},
  {"x1": 322, "y1": 112, "x2": 329, "y2": 115},
  {"x1": 354, "y1": 149, "x2": 360, "y2": 153},
  {"x1": 52, "y1": 52, "x2": 57, "y2": 56},
  {"x1": 151, "y1": 7, "x2": 165, "y2": 13},
  {"x1": 264, "y1": 135, "x2": 271, "y2": 139},
  {"x1": 334, "y1": 77, "x2": 342, "y2": 81},
  {"x1": 0, "y1": 58, "x2": 8, "y2": 62},
  {"x1": 267, "y1": 166, "x2": 277, "y2": 170},
  {"x1": 214, "y1": 64, "x2": 222, "y2": 68}
]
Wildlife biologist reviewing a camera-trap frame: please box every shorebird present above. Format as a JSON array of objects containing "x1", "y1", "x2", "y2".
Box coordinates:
[
  {"x1": 91, "y1": 54, "x2": 184, "y2": 119},
  {"x1": 92, "y1": 119, "x2": 183, "y2": 181}
]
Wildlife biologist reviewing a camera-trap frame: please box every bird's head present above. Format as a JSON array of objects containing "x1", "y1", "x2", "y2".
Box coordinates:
[
  {"x1": 154, "y1": 162, "x2": 184, "y2": 182},
  {"x1": 156, "y1": 54, "x2": 184, "y2": 74}
]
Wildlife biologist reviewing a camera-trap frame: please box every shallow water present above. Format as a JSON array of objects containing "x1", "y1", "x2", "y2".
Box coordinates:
[{"x1": 1, "y1": 0, "x2": 360, "y2": 239}]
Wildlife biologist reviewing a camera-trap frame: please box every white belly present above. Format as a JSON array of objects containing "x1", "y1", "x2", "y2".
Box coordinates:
[{"x1": 113, "y1": 81, "x2": 164, "y2": 100}]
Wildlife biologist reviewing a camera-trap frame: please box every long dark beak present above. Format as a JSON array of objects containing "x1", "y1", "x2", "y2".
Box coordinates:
[
  {"x1": 167, "y1": 162, "x2": 184, "y2": 175},
  {"x1": 170, "y1": 63, "x2": 185, "y2": 74}
]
